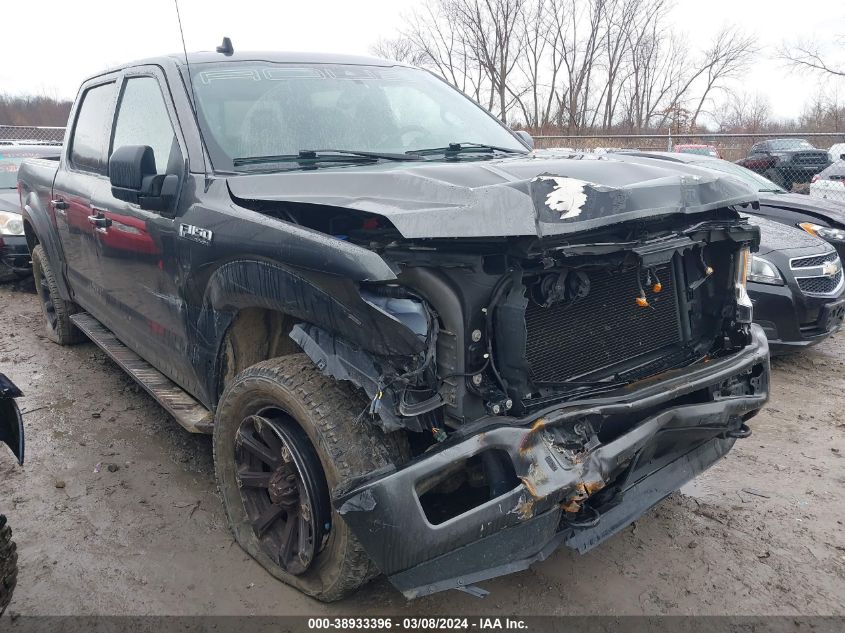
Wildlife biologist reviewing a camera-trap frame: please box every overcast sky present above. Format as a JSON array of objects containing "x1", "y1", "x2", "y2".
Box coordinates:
[{"x1": 2, "y1": 0, "x2": 843, "y2": 122}]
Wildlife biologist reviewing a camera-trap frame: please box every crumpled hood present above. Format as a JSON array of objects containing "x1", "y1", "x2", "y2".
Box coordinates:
[{"x1": 226, "y1": 153, "x2": 758, "y2": 239}]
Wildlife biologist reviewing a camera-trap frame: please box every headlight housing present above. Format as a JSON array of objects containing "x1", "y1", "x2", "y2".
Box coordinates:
[
  {"x1": 747, "y1": 255, "x2": 784, "y2": 286},
  {"x1": 798, "y1": 222, "x2": 845, "y2": 242},
  {"x1": 734, "y1": 246, "x2": 754, "y2": 322},
  {"x1": 0, "y1": 210, "x2": 24, "y2": 236}
]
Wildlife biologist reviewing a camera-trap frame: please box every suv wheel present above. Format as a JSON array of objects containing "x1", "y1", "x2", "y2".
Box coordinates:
[
  {"x1": 0, "y1": 515, "x2": 18, "y2": 616},
  {"x1": 31, "y1": 245, "x2": 84, "y2": 345},
  {"x1": 213, "y1": 354, "x2": 408, "y2": 601}
]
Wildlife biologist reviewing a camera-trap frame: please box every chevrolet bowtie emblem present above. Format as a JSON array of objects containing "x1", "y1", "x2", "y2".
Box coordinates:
[{"x1": 822, "y1": 260, "x2": 841, "y2": 277}]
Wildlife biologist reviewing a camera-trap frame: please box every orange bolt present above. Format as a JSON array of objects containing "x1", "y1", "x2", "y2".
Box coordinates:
[
  {"x1": 652, "y1": 282, "x2": 662, "y2": 293},
  {"x1": 635, "y1": 296, "x2": 649, "y2": 307}
]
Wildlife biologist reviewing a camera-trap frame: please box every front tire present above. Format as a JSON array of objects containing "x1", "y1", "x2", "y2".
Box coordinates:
[
  {"x1": 213, "y1": 354, "x2": 407, "y2": 602},
  {"x1": 0, "y1": 515, "x2": 18, "y2": 616},
  {"x1": 30, "y1": 245, "x2": 84, "y2": 345}
]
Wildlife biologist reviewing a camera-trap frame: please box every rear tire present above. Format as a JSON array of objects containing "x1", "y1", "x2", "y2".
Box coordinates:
[
  {"x1": 0, "y1": 515, "x2": 18, "y2": 616},
  {"x1": 213, "y1": 354, "x2": 408, "y2": 602},
  {"x1": 31, "y1": 245, "x2": 84, "y2": 345}
]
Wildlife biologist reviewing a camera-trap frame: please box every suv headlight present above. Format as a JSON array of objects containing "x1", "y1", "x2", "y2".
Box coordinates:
[
  {"x1": 798, "y1": 222, "x2": 845, "y2": 242},
  {"x1": 734, "y1": 246, "x2": 754, "y2": 322},
  {"x1": 747, "y1": 255, "x2": 784, "y2": 285},
  {"x1": 0, "y1": 210, "x2": 24, "y2": 236}
]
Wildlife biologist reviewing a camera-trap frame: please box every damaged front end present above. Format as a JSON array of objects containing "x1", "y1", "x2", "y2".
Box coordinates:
[{"x1": 235, "y1": 158, "x2": 769, "y2": 597}]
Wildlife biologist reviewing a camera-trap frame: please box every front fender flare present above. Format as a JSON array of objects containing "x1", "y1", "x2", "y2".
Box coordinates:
[
  {"x1": 21, "y1": 192, "x2": 71, "y2": 300},
  {"x1": 196, "y1": 259, "x2": 425, "y2": 406}
]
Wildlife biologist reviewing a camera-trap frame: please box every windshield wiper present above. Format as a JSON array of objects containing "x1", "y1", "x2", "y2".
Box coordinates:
[
  {"x1": 233, "y1": 149, "x2": 422, "y2": 167},
  {"x1": 408, "y1": 142, "x2": 528, "y2": 157}
]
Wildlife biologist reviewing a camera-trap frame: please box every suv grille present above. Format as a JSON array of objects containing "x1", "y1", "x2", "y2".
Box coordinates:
[
  {"x1": 794, "y1": 152, "x2": 828, "y2": 165},
  {"x1": 791, "y1": 251, "x2": 837, "y2": 268},
  {"x1": 791, "y1": 250, "x2": 843, "y2": 296},
  {"x1": 524, "y1": 267, "x2": 682, "y2": 383},
  {"x1": 797, "y1": 272, "x2": 843, "y2": 295}
]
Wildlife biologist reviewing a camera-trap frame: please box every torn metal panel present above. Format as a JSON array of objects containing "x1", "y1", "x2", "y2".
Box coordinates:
[
  {"x1": 390, "y1": 431, "x2": 738, "y2": 599},
  {"x1": 332, "y1": 326, "x2": 769, "y2": 596},
  {"x1": 290, "y1": 323, "x2": 423, "y2": 432}
]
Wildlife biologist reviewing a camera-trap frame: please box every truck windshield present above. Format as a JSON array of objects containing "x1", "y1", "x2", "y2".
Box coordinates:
[
  {"x1": 188, "y1": 62, "x2": 527, "y2": 171},
  {"x1": 768, "y1": 139, "x2": 814, "y2": 151}
]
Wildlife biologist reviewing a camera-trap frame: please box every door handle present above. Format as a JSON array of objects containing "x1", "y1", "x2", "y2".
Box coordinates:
[
  {"x1": 87, "y1": 214, "x2": 112, "y2": 229},
  {"x1": 52, "y1": 199, "x2": 68, "y2": 211}
]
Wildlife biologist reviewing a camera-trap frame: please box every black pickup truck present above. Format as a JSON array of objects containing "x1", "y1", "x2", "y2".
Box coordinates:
[
  {"x1": 17, "y1": 49, "x2": 770, "y2": 601},
  {"x1": 735, "y1": 138, "x2": 830, "y2": 191}
]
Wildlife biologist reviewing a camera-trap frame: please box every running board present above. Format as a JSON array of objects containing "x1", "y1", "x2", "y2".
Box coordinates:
[{"x1": 70, "y1": 313, "x2": 214, "y2": 434}]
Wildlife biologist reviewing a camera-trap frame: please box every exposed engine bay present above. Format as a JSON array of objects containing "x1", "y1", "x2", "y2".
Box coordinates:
[{"x1": 286, "y1": 207, "x2": 758, "y2": 442}]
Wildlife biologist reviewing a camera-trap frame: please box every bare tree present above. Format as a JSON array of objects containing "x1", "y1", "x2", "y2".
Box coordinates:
[
  {"x1": 549, "y1": 0, "x2": 605, "y2": 131},
  {"x1": 380, "y1": 0, "x2": 770, "y2": 133},
  {"x1": 449, "y1": 0, "x2": 528, "y2": 124},
  {"x1": 714, "y1": 90, "x2": 771, "y2": 132},
  {"x1": 370, "y1": 37, "x2": 429, "y2": 66},
  {"x1": 682, "y1": 27, "x2": 758, "y2": 129},
  {"x1": 0, "y1": 94, "x2": 72, "y2": 126},
  {"x1": 402, "y1": 1, "x2": 488, "y2": 103},
  {"x1": 779, "y1": 36, "x2": 845, "y2": 79},
  {"x1": 599, "y1": 0, "x2": 663, "y2": 130},
  {"x1": 798, "y1": 88, "x2": 845, "y2": 132},
  {"x1": 510, "y1": 0, "x2": 552, "y2": 127},
  {"x1": 624, "y1": 20, "x2": 686, "y2": 130}
]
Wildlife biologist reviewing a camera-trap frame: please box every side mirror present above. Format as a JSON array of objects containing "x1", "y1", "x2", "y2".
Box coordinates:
[
  {"x1": 109, "y1": 145, "x2": 178, "y2": 214},
  {"x1": 514, "y1": 130, "x2": 534, "y2": 150}
]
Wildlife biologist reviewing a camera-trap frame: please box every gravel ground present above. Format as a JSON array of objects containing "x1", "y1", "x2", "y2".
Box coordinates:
[{"x1": 0, "y1": 277, "x2": 843, "y2": 616}]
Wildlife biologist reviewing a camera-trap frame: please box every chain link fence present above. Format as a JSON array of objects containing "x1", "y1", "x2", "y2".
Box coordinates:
[
  {"x1": 0, "y1": 124, "x2": 65, "y2": 146},
  {"x1": 534, "y1": 131, "x2": 845, "y2": 202}
]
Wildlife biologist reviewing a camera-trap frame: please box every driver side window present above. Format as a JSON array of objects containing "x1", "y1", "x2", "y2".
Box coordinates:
[{"x1": 111, "y1": 76, "x2": 180, "y2": 175}]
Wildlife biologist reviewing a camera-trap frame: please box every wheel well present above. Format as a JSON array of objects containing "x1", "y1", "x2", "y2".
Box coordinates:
[
  {"x1": 218, "y1": 308, "x2": 300, "y2": 396},
  {"x1": 23, "y1": 220, "x2": 38, "y2": 252}
]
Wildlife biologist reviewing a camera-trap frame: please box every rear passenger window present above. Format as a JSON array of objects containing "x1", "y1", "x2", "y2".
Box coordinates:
[
  {"x1": 70, "y1": 83, "x2": 116, "y2": 174},
  {"x1": 111, "y1": 77, "x2": 178, "y2": 175}
]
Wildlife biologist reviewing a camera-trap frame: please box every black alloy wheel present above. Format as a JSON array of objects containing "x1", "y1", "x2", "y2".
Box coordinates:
[{"x1": 234, "y1": 413, "x2": 329, "y2": 575}]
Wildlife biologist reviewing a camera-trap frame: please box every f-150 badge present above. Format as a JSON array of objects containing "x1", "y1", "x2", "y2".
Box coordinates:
[{"x1": 179, "y1": 223, "x2": 213, "y2": 245}]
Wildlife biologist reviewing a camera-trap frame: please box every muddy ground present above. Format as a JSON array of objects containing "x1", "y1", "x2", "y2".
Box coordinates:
[{"x1": 0, "y1": 278, "x2": 843, "y2": 616}]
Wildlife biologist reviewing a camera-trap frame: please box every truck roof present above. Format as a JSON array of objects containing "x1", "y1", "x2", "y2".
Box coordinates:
[{"x1": 88, "y1": 50, "x2": 403, "y2": 81}]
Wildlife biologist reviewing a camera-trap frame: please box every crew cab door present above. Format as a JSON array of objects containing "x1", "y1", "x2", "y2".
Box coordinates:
[
  {"x1": 53, "y1": 80, "x2": 117, "y2": 310},
  {"x1": 91, "y1": 69, "x2": 190, "y2": 384}
]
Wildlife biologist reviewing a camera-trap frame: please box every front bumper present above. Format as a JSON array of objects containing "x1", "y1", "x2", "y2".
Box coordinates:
[
  {"x1": 335, "y1": 326, "x2": 770, "y2": 598},
  {"x1": 0, "y1": 234, "x2": 31, "y2": 275},
  {"x1": 750, "y1": 281, "x2": 844, "y2": 354},
  {"x1": 781, "y1": 165, "x2": 829, "y2": 183}
]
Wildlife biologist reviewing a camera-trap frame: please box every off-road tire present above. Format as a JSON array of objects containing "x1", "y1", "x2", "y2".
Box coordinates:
[
  {"x1": 0, "y1": 515, "x2": 18, "y2": 616},
  {"x1": 214, "y1": 354, "x2": 408, "y2": 602},
  {"x1": 30, "y1": 245, "x2": 84, "y2": 345}
]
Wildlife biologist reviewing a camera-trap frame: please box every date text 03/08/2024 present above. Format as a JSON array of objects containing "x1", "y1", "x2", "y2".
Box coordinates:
[{"x1": 307, "y1": 617, "x2": 529, "y2": 630}]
